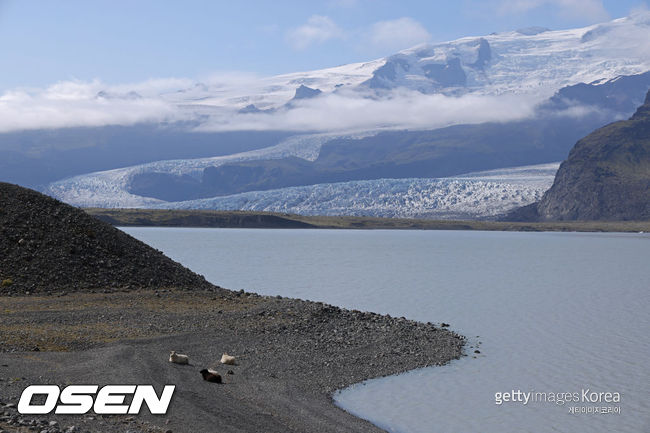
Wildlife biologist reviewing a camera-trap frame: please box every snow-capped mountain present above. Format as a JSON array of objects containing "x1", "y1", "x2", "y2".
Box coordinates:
[
  {"x1": 359, "y1": 13, "x2": 650, "y2": 97},
  {"x1": 20, "y1": 13, "x2": 650, "y2": 219},
  {"x1": 158, "y1": 12, "x2": 650, "y2": 110}
]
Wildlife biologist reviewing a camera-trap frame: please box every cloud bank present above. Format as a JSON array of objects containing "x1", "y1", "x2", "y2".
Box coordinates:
[
  {"x1": 197, "y1": 88, "x2": 541, "y2": 133},
  {"x1": 0, "y1": 80, "x2": 184, "y2": 133},
  {"x1": 0, "y1": 79, "x2": 543, "y2": 135}
]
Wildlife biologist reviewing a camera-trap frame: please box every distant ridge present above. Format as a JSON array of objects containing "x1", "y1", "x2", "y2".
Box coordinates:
[{"x1": 506, "y1": 91, "x2": 650, "y2": 221}]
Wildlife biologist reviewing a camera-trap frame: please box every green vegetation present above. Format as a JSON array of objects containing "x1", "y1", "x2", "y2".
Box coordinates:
[
  {"x1": 1, "y1": 278, "x2": 13, "y2": 287},
  {"x1": 84, "y1": 208, "x2": 650, "y2": 233}
]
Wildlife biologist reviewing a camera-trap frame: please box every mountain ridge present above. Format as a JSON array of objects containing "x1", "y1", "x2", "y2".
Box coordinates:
[
  {"x1": 125, "y1": 72, "x2": 650, "y2": 203},
  {"x1": 506, "y1": 91, "x2": 650, "y2": 221},
  {"x1": 4, "y1": 13, "x2": 650, "y2": 217}
]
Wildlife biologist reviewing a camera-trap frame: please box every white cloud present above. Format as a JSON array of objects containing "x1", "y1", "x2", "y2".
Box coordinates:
[
  {"x1": 0, "y1": 77, "x2": 545, "y2": 135},
  {"x1": 496, "y1": 0, "x2": 609, "y2": 21},
  {"x1": 197, "y1": 88, "x2": 541, "y2": 133},
  {"x1": 286, "y1": 15, "x2": 344, "y2": 50},
  {"x1": 366, "y1": 17, "x2": 431, "y2": 52},
  {"x1": 0, "y1": 80, "x2": 182, "y2": 133}
]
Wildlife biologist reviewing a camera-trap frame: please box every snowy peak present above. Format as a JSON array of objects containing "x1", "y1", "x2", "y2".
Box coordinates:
[
  {"x1": 292, "y1": 85, "x2": 322, "y2": 100},
  {"x1": 149, "y1": 13, "x2": 650, "y2": 113},
  {"x1": 96, "y1": 90, "x2": 142, "y2": 100},
  {"x1": 362, "y1": 37, "x2": 491, "y2": 93},
  {"x1": 580, "y1": 12, "x2": 650, "y2": 43},
  {"x1": 515, "y1": 27, "x2": 550, "y2": 36},
  {"x1": 354, "y1": 12, "x2": 650, "y2": 97}
]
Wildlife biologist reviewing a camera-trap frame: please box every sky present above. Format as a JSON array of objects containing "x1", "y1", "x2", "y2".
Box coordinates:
[
  {"x1": 0, "y1": 0, "x2": 649, "y2": 136},
  {"x1": 1, "y1": 0, "x2": 648, "y2": 91}
]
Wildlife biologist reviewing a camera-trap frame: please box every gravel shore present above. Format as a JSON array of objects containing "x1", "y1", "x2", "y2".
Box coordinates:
[
  {"x1": 0, "y1": 183, "x2": 465, "y2": 432},
  {"x1": 0, "y1": 289, "x2": 465, "y2": 433}
]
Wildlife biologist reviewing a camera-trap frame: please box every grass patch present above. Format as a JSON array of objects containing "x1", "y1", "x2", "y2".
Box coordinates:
[{"x1": 85, "y1": 208, "x2": 650, "y2": 233}]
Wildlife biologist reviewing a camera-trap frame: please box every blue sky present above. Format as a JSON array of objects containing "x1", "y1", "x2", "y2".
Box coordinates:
[{"x1": 0, "y1": 0, "x2": 648, "y2": 90}]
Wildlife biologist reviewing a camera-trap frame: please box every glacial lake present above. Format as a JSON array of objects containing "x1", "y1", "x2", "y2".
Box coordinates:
[{"x1": 122, "y1": 227, "x2": 650, "y2": 433}]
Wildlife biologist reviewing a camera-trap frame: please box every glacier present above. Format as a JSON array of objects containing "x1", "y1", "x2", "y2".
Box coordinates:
[
  {"x1": 149, "y1": 163, "x2": 559, "y2": 220},
  {"x1": 40, "y1": 13, "x2": 650, "y2": 217},
  {"x1": 44, "y1": 132, "x2": 373, "y2": 208},
  {"x1": 48, "y1": 162, "x2": 558, "y2": 220}
]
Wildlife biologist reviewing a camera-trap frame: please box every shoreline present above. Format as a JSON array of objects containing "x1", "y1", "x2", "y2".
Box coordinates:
[
  {"x1": 0, "y1": 288, "x2": 465, "y2": 433},
  {"x1": 0, "y1": 182, "x2": 464, "y2": 432},
  {"x1": 85, "y1": 208, "x2": 650, "y2": 233}
]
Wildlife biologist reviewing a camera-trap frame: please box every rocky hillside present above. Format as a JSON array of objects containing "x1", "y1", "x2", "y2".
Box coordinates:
[
  {"x1": 0, "y1": 182, "x2": 214, "y2": 294},
  {"x1": 507, "y1": 91, "x2": 650, "y2": 221}
]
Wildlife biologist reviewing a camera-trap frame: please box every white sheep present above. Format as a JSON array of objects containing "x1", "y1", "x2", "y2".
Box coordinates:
[
  {"x1": 169, "y1": 351, "x2": 189, "y2": 365},
  {"x1": 220, "y1": 353, "x2": 236, "y2": 365}
]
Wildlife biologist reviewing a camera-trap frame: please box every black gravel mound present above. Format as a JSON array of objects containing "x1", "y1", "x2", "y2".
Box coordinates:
[{"x1": 0, "y1": 182, "x2": 214, "y2": 294}]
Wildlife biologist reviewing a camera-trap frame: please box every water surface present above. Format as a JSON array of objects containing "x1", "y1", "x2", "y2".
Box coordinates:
[{"x1": 123, "y1": 228, "x2": 650, "y2": 433}]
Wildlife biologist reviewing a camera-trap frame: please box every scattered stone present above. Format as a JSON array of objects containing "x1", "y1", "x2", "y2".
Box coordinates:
[{"x1": 0, "y1": 182, "x2": 215, "y2": 295}]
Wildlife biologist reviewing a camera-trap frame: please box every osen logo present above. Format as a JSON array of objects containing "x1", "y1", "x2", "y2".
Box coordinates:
[{"x1": 18, "y1": 384, "x2": 175, "y2": 415}]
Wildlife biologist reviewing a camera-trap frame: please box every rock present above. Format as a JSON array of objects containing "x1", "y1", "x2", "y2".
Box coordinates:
[{"x1": 506, "y1": 90, "x2": 650, "y2": 221}]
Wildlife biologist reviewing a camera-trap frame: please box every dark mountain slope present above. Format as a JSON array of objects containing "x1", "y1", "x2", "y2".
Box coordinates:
[
  {"x1": 0, "y1": 182, "x2": 213, "y2": 293},
  {"x1": 129, "y1": 115, "x2": 602, "y2": 200},
  {"x1": 540, "y1": 71, "x2": 650, "y2": 114},
  {"x1": 506, "y1": 91, "x2": 650, "y2": 221},
  {"x1": 129, "y1": 72, "x2": 650, "y2": 201},
  {"x1": 0, "y1": 126, "x2": 291, "y2": 189}
]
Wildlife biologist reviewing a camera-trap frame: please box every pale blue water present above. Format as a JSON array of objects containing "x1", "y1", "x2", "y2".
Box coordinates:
[{"x1": 122, "y1": 228, "x2": 650, "y2": 433}]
